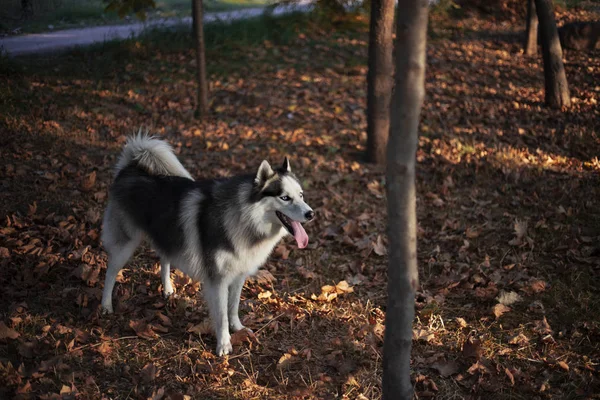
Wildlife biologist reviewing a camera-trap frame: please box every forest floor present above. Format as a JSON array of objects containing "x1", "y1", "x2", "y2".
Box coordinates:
[{"x1": 1, "y1": 7, "x2": 599, "y2": 400}]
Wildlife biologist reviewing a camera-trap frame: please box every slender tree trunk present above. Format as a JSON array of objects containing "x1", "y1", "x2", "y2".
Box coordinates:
[
  {"x1": 366, "y1": 0, "x2": 396, "y2": 164},
  {"x1": 524, "y1": 0, "x2": 538, "y2": 56},
  {"x1": 21, "y1": 0, "x2": 33, "y2": 18},
  {"x1": 192, "y1": 0, "x2": 209, "y2": 118},
  {"x1": 535, "y1": 0, "x2": 571, "y2": 108},
  {"x1": 382, "y1": 0, "x2": 428, "y2": 398}
]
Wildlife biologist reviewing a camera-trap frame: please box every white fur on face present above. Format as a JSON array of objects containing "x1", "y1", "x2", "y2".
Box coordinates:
[{"x1": 278, "y1": 176, "x2": 313, "y2": 222}]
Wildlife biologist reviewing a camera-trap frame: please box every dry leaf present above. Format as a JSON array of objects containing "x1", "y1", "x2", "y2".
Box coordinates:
[
  {"x1": 187, "y1": 321, "x2": 212, "y2": 336},
  {"x1": 508, "y1": 333, "x2": 529, "y2": 346},
  {"x1": 462, "y1": 337, "x2": 482, "y2": 359},
  {"x1": 505, "y1": 368, "x2": 515, "y2": 385},
  {"x1": 557, "y1": 361, "x2": 569, "y2": 371},
  {"x1": 129, "y1": 319, "x2": 157, "y2": 340},
  {"x1": 413, "y1": 329, "x2": 435, "y2": 343},
  {"x1": 497, "y1": 291, "x2": 522, "y2": 306},
  {"x1": 230, "y1": 328, "x2": 258, "y2": 346},
  {"x1": 258, "y1": 290, "x2": 272, "y2": 299},
  {"x1": 456, "y1": 317, "x2": 468, "y2": 328},
  {"x1": 534, "y1": 317, "x2": 553, "y2": 335},
  {"x1": 81, "y1": 171, "x2": 97, "y2": 191},
  {"x1": 431, "y1": 360, "x2": 460, "y2": 377},
  {"x1": 373, "y1": 235, "x2": 387, "y2": 256},
  {"x1": 141, "y1": 363, "x2": 157, "y2": 383},
  {"x1": 335, "y1": 280, "x2": 354, "y2": 294},
  {"x1": 0, "y1": 322, "x2": 20, "y2": 340},
  {"x1": 514, "y1": 219, "x2": 528, "y2": 239},
  {"x1": 467, "y1": 360, "x2": 489, "y2": 375},
  {"x1": 530, "y1": 279, "x2": 547, "y2": 293},
  {"x1": 247, "y1": 270, "x2": 276, "y2": 285},
  {"x1": 277, "y1": 352, "x2": 293, "y2": 368},
  {"x1": 492, "y1": 303, "x2": 511, "y2": 319},
  {"x1": 96, "y1": 341, "x2": 112, "y2": 357},
  {"x1": 297, "y1": 266, "x2": 317, "y2": 279}
]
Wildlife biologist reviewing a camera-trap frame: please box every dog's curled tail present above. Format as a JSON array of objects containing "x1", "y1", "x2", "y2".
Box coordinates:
[{"x1": 115, "y1": 131, "x2": 194, "y2": 180}]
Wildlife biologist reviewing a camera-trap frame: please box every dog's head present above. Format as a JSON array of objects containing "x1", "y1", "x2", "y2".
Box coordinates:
[{"x1": 253, "y1": 158, "x2": 314, "y2": 248}]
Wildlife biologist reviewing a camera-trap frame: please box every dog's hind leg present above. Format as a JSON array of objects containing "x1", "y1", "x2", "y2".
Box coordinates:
[
  {"x1": 204, "y1": 279, "x2": 231, "y2": 356},
  {"x1": 160, "y1": 258, "x2": 174, "y2": 297},
  {"x1": 227, "y1": 274, "x2": 247, "y2": 333},
  {"x1": 101, "y1": 209, "x2": 142, "y2": 314}
]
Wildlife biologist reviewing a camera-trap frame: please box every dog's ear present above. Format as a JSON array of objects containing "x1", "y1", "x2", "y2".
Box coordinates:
[
  {"x1": 281, "y1": 157, "x2": 291, "y2": 173},
  {"x1": 255, "y1": 160, "x2": 274, "y2": 186}
]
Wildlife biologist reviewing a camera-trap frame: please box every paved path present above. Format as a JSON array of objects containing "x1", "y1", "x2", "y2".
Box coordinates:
[{"x1": 0, "y1": 2, "x2": 312, "y2": 57}]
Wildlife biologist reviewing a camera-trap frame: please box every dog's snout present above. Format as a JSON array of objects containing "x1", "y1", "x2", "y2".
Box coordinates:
[{"x1": 305, "y1": 210, "x2": 315, "y2": 221}]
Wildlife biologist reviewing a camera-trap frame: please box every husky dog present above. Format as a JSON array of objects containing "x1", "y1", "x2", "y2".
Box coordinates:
[{"x1": 100, "y1": 134, "x2": 314, "y2": 355}]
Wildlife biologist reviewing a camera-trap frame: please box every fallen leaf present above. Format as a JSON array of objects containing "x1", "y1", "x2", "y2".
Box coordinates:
[
  {"x1": 508, "y1": 333, "x2": 529, "y2": 346},
  {"x1": 530, "y1": 279, "x2": 547, "y2": 293},
  {"x1": 431, "y1": 360, "x2": 460, "y2": 377},
  {"x1": 505, "y1": 367, "x2": 515, "y2": 385},
  {"x1": 247, "y1": 270, "x2": 276, "y2": 285},
  {"x1": 373, "y1": 235, "x2": 387, "y2": 256},
  {"x1": 140, "y1": 363, "x2": 157, "y2": 383},
  {"x1": 187, "y1": 321, "x2": 212, "y2": 336},
  {"x1": 335, "y1": 280, "x2": 354, "y2": 294},
  {"x1": 557, "y1": 360, "x2": 569, "y2": 371},
  {"x1": 129, "y1": 319, "x2": 158, "y2": 340},
  {"x1": 455, "y1": 317, "x2": 468, "y2": 328},
  {"x1": 0, "y1": 322, "x2": 20, "y2": 340},
  {"x1": 413, "y1": 329, "x2": 435, "y2": 343},
  {"x1": 18, "y1": 342, "x2": 35, "y2": 358},
  {"x1": 467, "y1": 360, "x2": 489, "y2": 375},
  {"x1": 496, "y1": 291, "x2": 522, "y2": 306},
  {"x1": 60, "y1": 384, "x2": 71, "y2": 395},
  {"x1": 297, "y1": 266, "x2": 317, "y2": 279},
  {"x1": 514, "y1": 219, "x2": 528, "y2": 239},
  {"x1": 96, "y1": 341, "x2": 112, "y2": 357},
  {"x1": 534, "y1": 317, "x2": 553, "y2": 335},
  {"x1": 258, "y1": 290, "x2": 272, "y2": 299},
  {"x1": 231, "y1": 328, "x2": 258, "y2": 346},
  {"x1": 462, "y1": 337, "x2": 482, "y2": 359},
  {"x1": 81, "y1": 171, "x2": 96, "y2": 191},
  {"x1": 492, "y1": 303, "x2": 511, "y2": 319},
  {"x1": 277, "y1": 352, "x2": 294, "y2": 368}
]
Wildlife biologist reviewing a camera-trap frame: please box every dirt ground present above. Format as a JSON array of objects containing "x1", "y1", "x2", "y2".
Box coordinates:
[{"x1": 1, "y1": 8, "x2": 599, "y2": 400}]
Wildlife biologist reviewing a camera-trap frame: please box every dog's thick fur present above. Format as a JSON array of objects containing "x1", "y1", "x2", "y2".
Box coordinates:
[{"x1": 100, "y1": 134, "x2": 314, "y2": 355}]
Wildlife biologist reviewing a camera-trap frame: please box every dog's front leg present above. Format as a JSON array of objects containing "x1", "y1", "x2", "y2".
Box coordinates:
[
  {"x1": 227, "y1": 274, "x2": 248, "y2": 333},
  {"x1": 204, "y1": 280, "x2": 232, "y2": 356}
]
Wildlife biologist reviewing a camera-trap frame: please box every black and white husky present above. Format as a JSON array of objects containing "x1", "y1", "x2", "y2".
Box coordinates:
[{"x1": 100, "y1": 134, "x2": 314, "y2": 355}]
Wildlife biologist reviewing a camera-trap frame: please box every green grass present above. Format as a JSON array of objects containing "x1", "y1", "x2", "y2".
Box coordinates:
[
  {"x1": 1, "y1": 12, "x2": 315, "y2": 79},
  {"x1": 0, "y1": 0, "x2": 270, "y2": 34}
]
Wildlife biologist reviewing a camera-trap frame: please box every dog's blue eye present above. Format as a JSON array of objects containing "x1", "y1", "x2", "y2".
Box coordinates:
[{"x1": 280, "y1": 196, "x2": 291, "y2": 201}]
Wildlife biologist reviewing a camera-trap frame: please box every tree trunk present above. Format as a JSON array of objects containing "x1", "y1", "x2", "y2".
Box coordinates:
[
  {"x1": 21, "y1": 0, "x2": 33, "y2": 18},
  {"x1": 192, "y1": 0, "x2": 209, "y2": 118},
  {"x1": 366, "y1": 0, "x2": 396, "y2": 164},
  {"x1": 535, "y1": 0, "x2": 571, "y2": 108},
  {"x1": 382, "y1": 0, "x2": 428, "y2": 398},
  {"x1": 524, "y1": 0, "x2": 538, "y2": 56}
]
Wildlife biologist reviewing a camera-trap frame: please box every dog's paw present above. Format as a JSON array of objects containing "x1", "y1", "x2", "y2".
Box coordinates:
[
  {"x1": 229, "y1": 319, "x2": 246, "y2": 333},
  {"x1": 163, "y1": 287, "x2": 175, "y2": 298},
  {"x1": 216, "y1": 341, "x2": 233, "y2": 356},
  {"x1": 101, "y1": 304, "x2": 113, "y2": 315}
]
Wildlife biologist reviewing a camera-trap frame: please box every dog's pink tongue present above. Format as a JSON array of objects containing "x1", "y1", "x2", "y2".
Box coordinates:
[{"x1": 291, "y1": 221, "x2": 309, "y2": 249}]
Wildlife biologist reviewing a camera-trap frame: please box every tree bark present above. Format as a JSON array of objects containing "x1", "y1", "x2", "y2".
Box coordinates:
[
  {"x1": 192, "y1": 0, "x2": 209, "y2": 118},
  {"x1": 21, "y1": 0, "x2": 33, "y2": 18},
  {"x1": 524, "y1": 0, "x2": 538, "y2": 56},
  {"x1": 535, "y1": 0, "x2": 571, "y2": 108},
  {"x1": 366, "y1": 0, "x2": 396, "y2": 164},
  {"x1": 382, "y1": 0, "x2": 428, "y2": 398}
]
